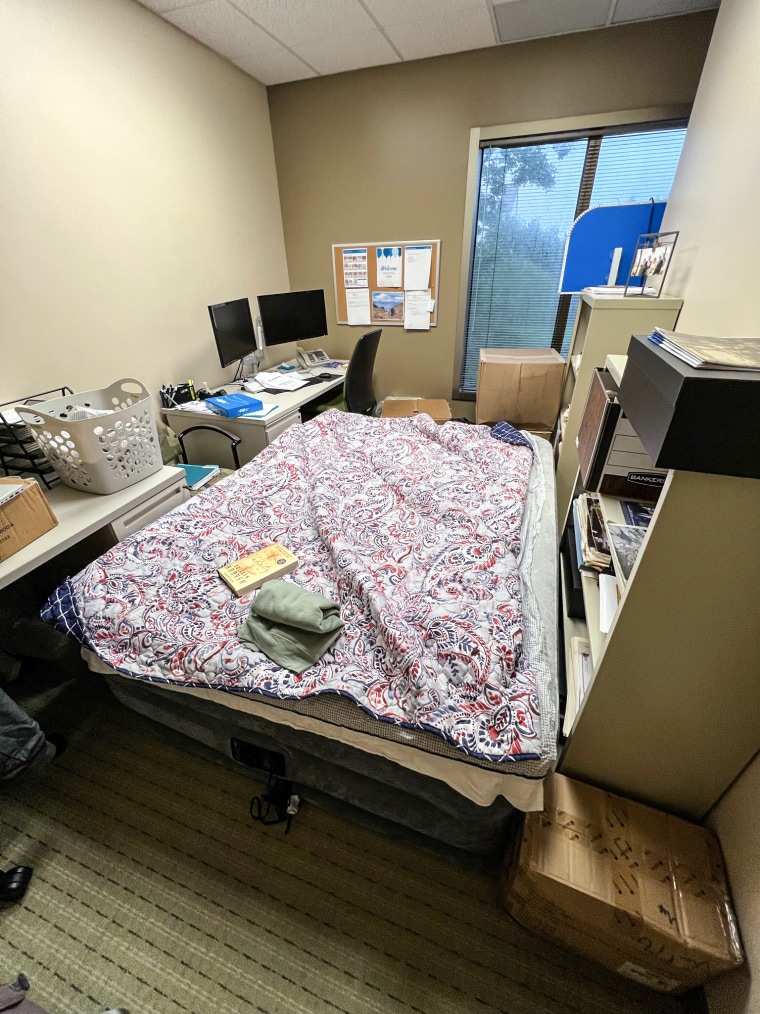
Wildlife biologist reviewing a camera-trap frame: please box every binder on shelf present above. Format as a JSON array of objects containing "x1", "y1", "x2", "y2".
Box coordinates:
[
  {"x1": 561, "y1": 520, "x2": 585, "y2": 620},
  {"x1": 577, "y1": 368, "x2": 667, "y2": 503},
  {"x1": 577, "y1": 369, "x2": 621, "y2": 491}
]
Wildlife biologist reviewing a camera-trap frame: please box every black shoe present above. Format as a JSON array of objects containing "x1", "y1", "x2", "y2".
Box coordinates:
[
  {"x1": 0, "y1": 866, "x2": 33, "y2": 903},
  {"x1": 45, "y1": 733, "x2": 67, "y2": 759}
]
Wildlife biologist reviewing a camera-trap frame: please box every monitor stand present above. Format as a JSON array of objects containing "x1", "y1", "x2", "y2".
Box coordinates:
[{"x1": 233, "y1": 351, "x2": 262, "y2": 381}]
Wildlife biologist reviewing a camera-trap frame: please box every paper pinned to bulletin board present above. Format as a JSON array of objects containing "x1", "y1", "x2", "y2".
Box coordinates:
[{"x1": 333, "y1": 240, "x2": 440, "y2": 329}]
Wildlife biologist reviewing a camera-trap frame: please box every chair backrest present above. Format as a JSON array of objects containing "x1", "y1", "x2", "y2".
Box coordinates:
[
  {"x1": 177, "y1": 424, "x2": 241, "y2": 470},
  {"x1": 344, "y1": 329, "x2": 382, "y2": 415}
]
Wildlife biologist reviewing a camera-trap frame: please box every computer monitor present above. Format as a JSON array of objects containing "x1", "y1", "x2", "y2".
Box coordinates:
[
  {"x1": 257, "y1": 289, "x2": 328, "y2": 348},
  {"x1": 208, "y1": 298, "x2": 258, "y2": 368}
]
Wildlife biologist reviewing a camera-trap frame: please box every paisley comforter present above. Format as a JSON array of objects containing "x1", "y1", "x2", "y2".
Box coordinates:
[{"x1": 43, "y1": 410, "x2": 555, "y2": 766}]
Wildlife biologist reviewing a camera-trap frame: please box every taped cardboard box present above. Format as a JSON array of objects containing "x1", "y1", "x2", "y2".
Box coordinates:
[
  {"x1": 381, "y1": 399, "x2": 452, "y2": 424},
  {"x1": 0, "y1": 478, "x2": 58, "y2": 563},
  {"x1": 476, "y1": 349, "x2": 565, "y2": 427},
  {"x1": 501, "y1": 773, "x2": 743, "y2": 993}
]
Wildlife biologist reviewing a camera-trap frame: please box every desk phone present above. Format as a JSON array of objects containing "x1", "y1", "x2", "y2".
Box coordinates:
[{"x1": 296, "y1": 347, "x2": 330, "y2": 369}]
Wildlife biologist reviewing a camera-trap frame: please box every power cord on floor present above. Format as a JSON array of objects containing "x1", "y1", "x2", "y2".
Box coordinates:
[{"x1": 249, "y1": 772, "x2": 300, "y2": 834}]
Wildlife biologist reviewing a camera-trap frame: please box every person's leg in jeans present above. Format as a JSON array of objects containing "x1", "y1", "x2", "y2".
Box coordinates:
[
  {"x1": 0, "y1": 687, "x2": 65, "y2": 901},
  {"x1": 0, "y1": 687, "x2": 50, "y2": 780}
]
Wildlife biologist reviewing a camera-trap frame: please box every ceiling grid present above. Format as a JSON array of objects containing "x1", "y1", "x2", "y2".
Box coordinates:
[{"x1": 137, "y1": 0, "x2": 719, "y2": 85}]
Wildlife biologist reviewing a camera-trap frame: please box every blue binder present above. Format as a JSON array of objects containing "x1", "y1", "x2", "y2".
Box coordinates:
[{"x1": 205, "y1": 393, "x2": 264, "y2": 418}]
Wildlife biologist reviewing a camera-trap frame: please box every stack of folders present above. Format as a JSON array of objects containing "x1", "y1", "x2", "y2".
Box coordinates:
[
  {"x1": 572, "y1": 493, "x2": 611, "y2": 573},
  {"x1": 572, "y1": 493, "x2": 619, "y2": 636},
  {"x1": 649, "y1": 329, "x2": 760, "y2": 371}
]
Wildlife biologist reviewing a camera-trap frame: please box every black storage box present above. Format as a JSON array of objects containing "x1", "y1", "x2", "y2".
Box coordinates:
[{"x1": 618, "y1": 335, "x2": 760, "y2": 480}]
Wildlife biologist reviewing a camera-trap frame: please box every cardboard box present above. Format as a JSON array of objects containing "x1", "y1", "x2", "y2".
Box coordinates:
[
  {"x1": 476, "y1": 349, "x2": 565, "y2": 427},
  {"x1": 381, "y1": 399, "x2": 452, "y2": 424},
  {"x1": 501, "y1": 773, "x2": 744, "y2": 993},
  {"x1": 0, "y1": 477, "x2": 58, "y2": 562},
  {"x1": 619, "y1": 334, "x2": 760, "y2": 479},
  {"x1": 521, "y1": 423, "x2": 554, "y2": 441}
]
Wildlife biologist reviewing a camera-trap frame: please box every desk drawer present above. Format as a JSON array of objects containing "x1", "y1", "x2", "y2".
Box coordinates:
[
  {"x1": 109, "y1": 478, "x2": 188, "y2": 541},
  {"x1": 266, "y1": 410, "x2": 301, "y2": 445}
]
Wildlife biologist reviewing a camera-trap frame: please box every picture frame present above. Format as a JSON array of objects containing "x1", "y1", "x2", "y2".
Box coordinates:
[{"x1": 624, "y1": 231, "x2": 679, "y2": 298}]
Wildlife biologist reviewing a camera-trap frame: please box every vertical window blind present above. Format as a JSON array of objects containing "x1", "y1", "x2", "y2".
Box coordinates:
[{"x1": 459, "y1": 124, "x2": 687, "y2": 395}]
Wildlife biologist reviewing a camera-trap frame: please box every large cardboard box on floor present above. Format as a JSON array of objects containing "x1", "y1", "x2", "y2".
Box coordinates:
[
  {"x1": 0, "y1": 477, "x2": 58, "y2": 562},
  {"x1": 476, "y1": 349, "x2": 564, "y2": 427},
  {"x1": 381, "y1": 399, "x2": 452, "y2": 424},
  {"x1": 501, "y1": 773, "x2": 743, "y2": 993}
]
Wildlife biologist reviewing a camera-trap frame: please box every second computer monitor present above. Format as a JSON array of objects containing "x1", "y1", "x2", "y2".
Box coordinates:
[
  {"x1": 257, "y1": 289, "x2": 328, "y2": 348},
  {"x1": 208, "y1": 298, "x2": 258, "y2": 368}
]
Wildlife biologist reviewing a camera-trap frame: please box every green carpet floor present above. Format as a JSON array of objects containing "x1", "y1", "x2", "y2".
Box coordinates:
[{"x1": 0, "y1": 679, "x2": 705, "y2": 1014}]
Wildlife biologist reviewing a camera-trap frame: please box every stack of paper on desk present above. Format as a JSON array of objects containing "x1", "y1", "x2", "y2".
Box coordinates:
[{"x1": 256, "y1": 371, "x2": 309, "y2": 391}]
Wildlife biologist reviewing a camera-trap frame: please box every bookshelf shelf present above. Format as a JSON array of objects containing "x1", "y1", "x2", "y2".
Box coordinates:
[
  {"x1": 555, "y1": 293, "x2": 683, "y2": 530},
  {"x1": 559, "y1": 451, "x2": 760, "y2": 820},
  {"x1": 558, "y1": 319, "x2": 760, "y2": 820},
  {"x1": 579, "y1": 572, "x2": 604, "y2": 666},
  {"x1": 559, "y1": 556, "x2": 589, "y2": 737}
]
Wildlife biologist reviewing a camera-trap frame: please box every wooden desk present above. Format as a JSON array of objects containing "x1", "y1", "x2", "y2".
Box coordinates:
[
  {"x1": 0, "y1": 467, "x2": 187, "y2": 591},
  {"x1": 163, "y1": 368, "x2": 346, "y2": 465}
]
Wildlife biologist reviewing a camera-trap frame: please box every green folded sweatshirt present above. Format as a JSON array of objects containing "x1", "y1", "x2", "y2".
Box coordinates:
[{"x1": 237, "y1": 580, "x2": 344, "y2": 674}]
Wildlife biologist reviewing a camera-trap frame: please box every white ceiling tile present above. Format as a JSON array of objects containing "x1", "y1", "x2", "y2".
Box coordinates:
[
  {"x1": 493, "y1": 0, "x2": 611, "y2": 43},
  {"x1": 231, "y1": 47, "x2": 318, "y2": 85},
  {"x1": 613, "y1": 0, "x2": 719, "y2": 23},
  {"x1": 384, "y1": 7, "x2": 496, "y2": 59},
  {"x1": 165, "y1": 0, "x2": 281, "y2": 60},
  {"x1": 363, "y1": 0, "x2": 489, "y2": 26},
  {"x1": 291, "y1": 30, "x2": 401, "y2": 75},
  {"x1": 143, "y1": 0, "x2": 721, "y2": 85},
  {"x1": 136, "y1": 0, "x2": 207, "y2": 13},
  {"x1": 230, "y1": 0, "x2": 375, "y2": 46}
]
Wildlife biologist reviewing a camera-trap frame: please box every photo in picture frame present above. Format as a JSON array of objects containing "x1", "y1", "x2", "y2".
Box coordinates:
[{"x1": 624, "y1": 231, "x2": 679, "y2": 298}]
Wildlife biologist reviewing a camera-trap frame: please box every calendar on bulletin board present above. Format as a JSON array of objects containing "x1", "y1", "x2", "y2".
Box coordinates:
[{"x1": 332, "y1": 240, "x2": 440, "y2": 328}]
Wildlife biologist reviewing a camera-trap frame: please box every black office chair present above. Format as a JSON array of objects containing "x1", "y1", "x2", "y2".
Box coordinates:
[
  {"x1": 344, "y1": 328, "x2": 382, "y2": 415},
  {"x1": 177, "y1": 424, "x2": 242, "y2": 471}
]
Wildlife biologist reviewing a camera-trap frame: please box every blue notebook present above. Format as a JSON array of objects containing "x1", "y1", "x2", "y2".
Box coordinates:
[{"x1": 174, "y1": 463, "x2": 220, "y2": 490}]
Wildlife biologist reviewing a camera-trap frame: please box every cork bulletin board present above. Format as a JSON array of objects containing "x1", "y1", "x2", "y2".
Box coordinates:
[{"x1": 332, "y1": 240, "x2": 440, "y2": 327}]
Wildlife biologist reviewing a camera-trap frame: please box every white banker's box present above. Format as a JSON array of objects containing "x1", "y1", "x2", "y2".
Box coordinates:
[{"x1": 577, "y1": 368, "x2": 667, "y2": 502}]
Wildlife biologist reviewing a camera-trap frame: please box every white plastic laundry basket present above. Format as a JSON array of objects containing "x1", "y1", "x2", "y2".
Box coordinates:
[{"x1": 17, "y1": 379, "x2": 162, "y2": 494}]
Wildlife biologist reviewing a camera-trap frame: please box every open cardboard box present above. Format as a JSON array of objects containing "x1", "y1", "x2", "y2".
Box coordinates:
[{"x1": 381, "y1": 399, "x2": 452, "y2": 424}]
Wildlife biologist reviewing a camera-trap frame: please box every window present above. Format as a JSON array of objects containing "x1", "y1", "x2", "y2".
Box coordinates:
[{"x1": 459, "y1": 122, "x2": 687, "y2": 395}]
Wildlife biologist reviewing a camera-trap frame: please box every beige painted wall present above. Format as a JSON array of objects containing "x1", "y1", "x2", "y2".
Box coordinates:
[
  {"x1": 1, "y1": 0, "x2": 289, "y2": 408},
  {"x1": 659, "y1": 2, "x2": 760, "y2": 1010},
  {"x1": 705, "y1": 754, "x2": 759, "y2": 1014},
  {"x1": 268, "y1": 13, "x2": 714, "y2": 412}
]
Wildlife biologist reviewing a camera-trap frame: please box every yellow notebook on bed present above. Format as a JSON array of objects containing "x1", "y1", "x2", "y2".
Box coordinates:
[{"x1": 218, "y1": 543, "x2": 299, "y2": 596}]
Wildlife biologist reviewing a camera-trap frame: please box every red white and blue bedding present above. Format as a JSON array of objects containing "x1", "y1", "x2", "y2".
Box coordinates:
[{"x1": 43, "y1": 411, "x2": 556, "y2": 769}]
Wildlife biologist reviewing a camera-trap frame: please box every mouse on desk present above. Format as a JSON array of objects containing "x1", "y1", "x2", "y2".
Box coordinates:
[{"x1": 318, "y1": 372, "x2": 335, "y2": 381}]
